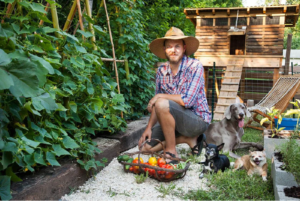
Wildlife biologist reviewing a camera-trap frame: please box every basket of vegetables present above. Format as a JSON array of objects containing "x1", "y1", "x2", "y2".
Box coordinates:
[{"x1": 117, "y1": 139, "x2": 190, "y2": 182}]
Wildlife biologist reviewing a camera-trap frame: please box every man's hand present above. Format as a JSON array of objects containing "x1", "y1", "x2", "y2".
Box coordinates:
[
  {"x1": 147, "y1": 94, "x2": 161, "y2": 113},
  {"x1": 138, "y1": 128, "x2": 152, "y2": 149}
]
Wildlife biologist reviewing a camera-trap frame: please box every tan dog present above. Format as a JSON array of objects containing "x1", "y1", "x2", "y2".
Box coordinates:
[{"x1": 233, "y1": 151, "x2": 268, "y2": 181}]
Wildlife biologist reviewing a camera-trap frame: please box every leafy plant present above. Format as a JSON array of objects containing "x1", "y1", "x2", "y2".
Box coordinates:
[
  {"x1": 260, "y1": 107, "x2": 285, "y2": 137},
  {"x1": 134, "y1": 171, "x2": 148, "y2": 184},
  {"x1": 278, "y1": 139, "x2": 300, "y2": 184}
]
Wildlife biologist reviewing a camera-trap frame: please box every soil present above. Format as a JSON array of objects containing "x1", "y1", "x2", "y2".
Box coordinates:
[
  {"x1": 268, "y1": 135, "x2": 284, "y2": 139},
  {"x1": 274, "y1": 152, "x2": 286, "y2": 170},
  {"x1": 284, "y1": 186, "x2": 300, "y2": 199}
]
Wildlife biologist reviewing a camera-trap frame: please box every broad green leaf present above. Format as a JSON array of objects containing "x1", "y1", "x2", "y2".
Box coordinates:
[
  {"x1": 52, "y1": 144, "x2": 70, "y2": 156},
  {"x1": 31, "y1": 122, "x2": 47, "y2": 137},
  {"x1": 112, "y1": 94, "x2": 125, "y2": 103},
  {"x1": 33, "y1": 136, "x2": 51, "y2": 145},
  {"x1": 34, "y1": 152, "x2": 47, "y2": 165},
  {"x1": 34, "y1": 35, "x2": 55, "y2": 51},
  {"x1": 0, "y1": 139, "x2": 4, "y2": 149},
  {"x1": 3, "y1": 142, "x2": 18, "y2": 153},
  {"x1": 260, "y1": 117, "x2": 270, "y2": 125},
  {"x1": 21, "y1": 136, "x2": 40, "y2": 148},
  {"x1": 24, "y1": 154, "x2": 35, "y2": 166},
  {"x1": 2, "y1": 152, "x2": 13, "y2": 169},
  {"x1": 113, "y1": 105, "x2": 125, "y2": 112},
  {"x1": 2, "y1": 60, "x2": 40, "y2": 98},
  {"x1": 77, "y1": 30, "x2": 94, "y2": 38},
  {"x1": 0, "y1": 175, "x2": 12, "y2": 200},
  {"x1": 57, "y1": 30, "x2": 78, "y2": 42},
  {"x1": 87, "y1": 80, "x2": 94, "y2": 95},
  {"x1": 277, "y1": 127, "x2": 286, "y2": 132},
  {"x1": 11, "y1": 23, "x2": 21, "y2": 35},
  {"x1": 18, "y1": 1, "x2": 31, "y2": 8},
  {"x1": 0, "y1": 68, "x2": 13, "y2": 90},
  {"x1": 6, "y1": 167, "x2": 22, "y2": 182},
  {"x1": 32, "y1": 93, "x2": 58, "y2": 111},
  {"x1": 0, "y1": 108, "x2": 9, "y2": 124},
  {"x1": 30, "y1": 2, "x2": 47, "y2": 14},
  {"x1": 69, "y1": 101, "x2": 77, "y2": 112},
  {"x1": 29, "y1": 54, "x2": 54, "y2": 74},
  {"x1": 11, "y1": 15, "x2": 30, "y2": 22},
  {"x1": 70, "y1": 56, "x2": 85, "y2": 69},
  {"x1": 63, "y1": 123, "x2": 77, "y2": 130},
  {"x1": 62, "y1": 136, "x2": 79, "y2": 149},
  {"x1": 42, "y1": 26, "x2": 57, "y2": 33},
  {"x1": 83, "y1": 14, "x2": 95, "y2": 24},
  {"x1": 28, "y1": 45, "x2": 44, "y2": 53},
  {"x1": 74, "y1": 44, "x2": 87, "y2": 53},
  {"x1": 45, "y1": 120, "x2": 59, "y2": 129},
  {"x1": 90, "y1": 98, "x2": 103, "y2": 113},
  {"x1": 8, "y1": 49, "x2": 28, "y2": 61},
  {"x1": 93, "y1": 25, "x2": 106, "y2": 34},
  {"x1": 0, "y1": 49, "x2": 11, "y2": 66},
  {"x1": 46, "y1": 152, "x2": 60, "y2": 166},
  {"x1": 24, "y1": 145, "x2": 34, "y2": 154},
  {"x1": 56, "y1": 103, "x2": 68, "y2": 111},
  {"x1": 84, "y1": 160, "x2": 97, "y2": 171},
  {"x1": 24, "y1": 101, "x2": 41, "y2": 116}
]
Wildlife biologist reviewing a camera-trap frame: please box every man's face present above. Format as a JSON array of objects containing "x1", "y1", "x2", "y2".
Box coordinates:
[{"x1": 164, "y1": 39, "x2": 186, "y2": 65}]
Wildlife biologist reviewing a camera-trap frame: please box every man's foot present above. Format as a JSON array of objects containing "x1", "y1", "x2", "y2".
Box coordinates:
[
  {"x1": 165, "y1": 151, "x2": 179, "y2": 164},
  {"x1": 191, "y1": 134, "x2": 206, "y2": 156}
]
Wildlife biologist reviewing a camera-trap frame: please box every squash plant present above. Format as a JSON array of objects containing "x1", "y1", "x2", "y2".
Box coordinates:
[{"x1": 0, "y1": 0, "x2": 127, "y2": 199}]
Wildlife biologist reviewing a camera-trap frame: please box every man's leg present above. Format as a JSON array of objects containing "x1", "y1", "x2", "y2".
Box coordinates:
[{"x1": 154, "y1": 98, "x2": 178, "y2": 157}]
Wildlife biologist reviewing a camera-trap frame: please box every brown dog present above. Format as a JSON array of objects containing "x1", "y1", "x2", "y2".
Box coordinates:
[{"x1": 233, "y1": 151, "x2": 268, "y2": 181}]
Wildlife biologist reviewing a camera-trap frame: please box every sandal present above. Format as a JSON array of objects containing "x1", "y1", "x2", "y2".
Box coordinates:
[
  {"x1": 191, "y1": 134, "x2": 206, "y2": 156},
  {"x1": 165, "y1": 151, "x2": 179, "y2": 164}
]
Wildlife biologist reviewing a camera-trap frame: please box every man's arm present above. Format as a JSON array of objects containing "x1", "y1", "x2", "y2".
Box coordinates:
[{"x1": 147, "y1": 94, "x2": 184, "y2": 113}]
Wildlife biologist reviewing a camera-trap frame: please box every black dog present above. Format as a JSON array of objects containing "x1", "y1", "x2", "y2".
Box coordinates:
[{"x1": 199, "y1": 141, "x2": 230, "y2": 174}]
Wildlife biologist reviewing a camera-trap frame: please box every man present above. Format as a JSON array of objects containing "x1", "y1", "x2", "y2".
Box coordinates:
[{"x1": 138, "y1": 27, "x2": 211, "y2": 162}]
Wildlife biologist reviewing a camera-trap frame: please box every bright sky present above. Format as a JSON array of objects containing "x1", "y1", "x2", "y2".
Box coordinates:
[{"x1": 242, "y1": 0, "x2": 286, "y2": 7}]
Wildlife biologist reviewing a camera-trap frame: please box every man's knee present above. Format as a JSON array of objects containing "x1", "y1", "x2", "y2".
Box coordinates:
[{"x1": 155, "y1": 98, "x2": 169, "y2": 113}]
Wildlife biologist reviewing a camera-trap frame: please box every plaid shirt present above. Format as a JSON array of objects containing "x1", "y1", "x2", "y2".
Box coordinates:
[{"x1": 156, "y1": 55, "x2": 211, "y2": 123}]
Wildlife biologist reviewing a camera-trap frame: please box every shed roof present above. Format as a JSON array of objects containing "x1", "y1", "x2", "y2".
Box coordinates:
[{"x1": 184, "y1": 5, "x2": 300, "y2": 27}]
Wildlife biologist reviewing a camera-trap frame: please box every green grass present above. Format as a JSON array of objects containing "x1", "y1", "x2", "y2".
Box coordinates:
[{"x1": 157, "y1": 126, "x2": 275, "y2": 200}]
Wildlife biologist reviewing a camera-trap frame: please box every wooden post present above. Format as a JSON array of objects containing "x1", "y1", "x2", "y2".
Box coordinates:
[
  {"x1": 1, "y1": 1, "x2": 16, "y2": 24},
  {"x1": 84, "y1": 0, "x2": 97, "y2": 50},
  {"x1": 50, "y1": 0, "x2": 60, "y2": 38},
  {"x1": 76, "y1": 0, "x2": 85, "y2": 32},
  {"x1": 103, "y1": 0, "x2": 122, "y2": 118},
  {"x1": 285, "y1": 34, "x2": 293, "y2": 75},
  {"x1": 39, "y1": 3, "x2": 50, "y2": 26},
  {"x1": 63, "y1": 0, "x2": 77, "y2": 31}
]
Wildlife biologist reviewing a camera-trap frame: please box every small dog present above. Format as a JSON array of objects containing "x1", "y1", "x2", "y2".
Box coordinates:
[
  {"x1": 200, "y1": 142, "x2": 230, "y2": 173},
  {"x1": 233, "y1": 151, "x2": 268, "y2": 181}
]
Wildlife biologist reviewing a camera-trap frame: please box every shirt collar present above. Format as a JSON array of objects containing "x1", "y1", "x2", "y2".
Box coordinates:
[{"x1": 163, "y1": 55, "x2": 188, "y2": 76}]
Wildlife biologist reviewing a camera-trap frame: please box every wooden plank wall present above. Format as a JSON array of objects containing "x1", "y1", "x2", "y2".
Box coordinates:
[
  {"x1": 196, "y1": 26, "x2": 230, "y2": 55},
  {"x1": 246, "y1": 25, "x2": 284, "y2": 55}
]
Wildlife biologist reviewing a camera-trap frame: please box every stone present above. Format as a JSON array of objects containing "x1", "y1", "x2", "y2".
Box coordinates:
[
  {"x1": 99, "y1": 116, "x2": 149, "y2": 152},
  {"x1": 275, "y1": 185, "x2": 300, "y2": 201},
  {"x1": 11, "y1": 138, "x2": 120, "y2": 200}
]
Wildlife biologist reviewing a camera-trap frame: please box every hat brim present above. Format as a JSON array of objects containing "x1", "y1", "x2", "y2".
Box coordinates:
[{"x1": 149, "y1": 36, "x2": 199, "y2": 59}]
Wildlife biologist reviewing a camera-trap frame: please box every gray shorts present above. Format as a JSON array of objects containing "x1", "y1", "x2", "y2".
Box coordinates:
[{"x1": 148, "y1": 100, "x2": 209, "y2": 147}]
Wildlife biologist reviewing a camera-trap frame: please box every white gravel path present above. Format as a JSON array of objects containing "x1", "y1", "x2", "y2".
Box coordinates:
[{"x1": 61, "y1": 144, "x2": 209, "y2": 201}]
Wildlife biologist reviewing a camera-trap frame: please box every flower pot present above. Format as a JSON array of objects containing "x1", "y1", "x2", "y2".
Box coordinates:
[
  {"x1": 274, "y1": 118, "x2": 299, "y2": 130},
  {"x1": 263, "y1": 130, "x2": 300, "y2": 159}
]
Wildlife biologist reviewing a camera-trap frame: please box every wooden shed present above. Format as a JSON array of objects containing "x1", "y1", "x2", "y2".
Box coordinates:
[{"x1": 184, "y1": 5, "x2": 300, "y2": 120}]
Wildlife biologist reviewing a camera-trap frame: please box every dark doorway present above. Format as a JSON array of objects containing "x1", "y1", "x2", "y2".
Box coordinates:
[{"x1": 230, "y1": 35, "x2": 245, "y2": 55}]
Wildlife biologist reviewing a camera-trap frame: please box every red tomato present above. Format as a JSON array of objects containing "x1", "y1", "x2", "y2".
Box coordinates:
[
  {"x1": 132, "y1": 159, "x2": 140, "y2": 170},
  {"x1": 129, "y1": 166, "x2": 134, "y2": 172},
  {"x1": 148, "y1": 168, "x2": 155, "y2": 176},
  {"x1": 274, "y1": 115, "x2": 278, "y2": 119},
  {"x1": 157, "y1": 158, "x2": 166, "y2": 167},
  {"x1": 165, "y1": 164, "x2": 174, "y2": 179}
]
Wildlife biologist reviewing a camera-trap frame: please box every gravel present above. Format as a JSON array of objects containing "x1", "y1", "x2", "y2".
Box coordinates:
[{"x1": 61, "y1": 144, "x2": 209, "y2": 201}]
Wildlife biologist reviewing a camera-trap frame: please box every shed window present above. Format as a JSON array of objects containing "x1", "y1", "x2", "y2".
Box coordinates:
[
  {"x1": 266, "y1": 16, "x2": 279, "y2": 25},
  {"x1": 250, "y1": 17, "x2": 263, "y2": 25},
  {"x1": 201, "y1": 18, "x2": 213, "y2": 26},
  {"x1": 215, "y1": 18, "x2": 228, "y2": 26},
  {"x1": 230, "y1": 17, "x2": 247, "y2": 26}
]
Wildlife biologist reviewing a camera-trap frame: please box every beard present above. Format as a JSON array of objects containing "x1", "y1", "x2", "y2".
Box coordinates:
[{"x1": 165, "y1": 52, "x2": 184, "y2": 65}]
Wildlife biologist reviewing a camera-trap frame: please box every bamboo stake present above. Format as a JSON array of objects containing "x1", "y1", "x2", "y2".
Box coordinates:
[
  {"x1": 76, "y1": 0, "x2": 85, "y2": 32},
  {"x1": 50, "y1": 0, "x2": 60, "y2": 38},
  {"x1": 1, "y1": 1, "x2": 16, "y2": 24},
  {"x1": 103, "y1": 0, "x2": 122, "y2": 118},
  {"x1": 84, "y1": 0, "x2": 97, "y2": 50},
  {"x1": 39, "y1": 2, "x2": 50, "y2": 26},
  {"x1": 73, "y1": 7, "x2": 86, "y2": 36},
  {"x1": 63, "y1": 0, "x2": 77, "y2": 31}
]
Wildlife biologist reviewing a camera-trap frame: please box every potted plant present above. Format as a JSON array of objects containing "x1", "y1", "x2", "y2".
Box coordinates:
[
  {"x1": 272, "y1": 139, "x2": 300, "y2": 200},
  {"x1": 260, "y1": 101, "x2": 300, "y2": 159}
]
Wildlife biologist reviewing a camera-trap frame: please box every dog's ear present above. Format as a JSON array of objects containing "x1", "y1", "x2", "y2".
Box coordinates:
[
  {"x1": 243, "y1": 104, "x2": 251, "y2": 117},
  {"x1": 217, "y1": 143, "x2": 225, "y2": 151},
  {"x1": 224, "y1": 105, "x2": 232, "y2": 120}
]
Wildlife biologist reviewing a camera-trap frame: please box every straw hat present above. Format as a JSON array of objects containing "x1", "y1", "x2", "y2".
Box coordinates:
[{"x1": 149, "y1": 27, "x2": 199, "y2": 59}]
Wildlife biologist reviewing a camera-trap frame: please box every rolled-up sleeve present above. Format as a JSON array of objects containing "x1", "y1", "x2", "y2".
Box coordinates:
[
  {"x1": 155, "y1": 72, "x2": 161, "y2": 95},
  {"x1": 181, "y1": 66, "x2": 203, "y2": 108}
]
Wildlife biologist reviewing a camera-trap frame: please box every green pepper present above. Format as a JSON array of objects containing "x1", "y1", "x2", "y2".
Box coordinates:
[{"x1": 125, "y1": 158, "x2": 133, "y2": 170}]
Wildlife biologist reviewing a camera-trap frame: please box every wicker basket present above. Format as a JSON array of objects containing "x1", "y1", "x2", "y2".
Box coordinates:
[{"x1": 118, "y1": 139, "x2": 190, "y2": 182}]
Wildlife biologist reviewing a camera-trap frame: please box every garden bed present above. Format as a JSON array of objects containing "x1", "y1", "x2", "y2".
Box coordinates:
[
  {"x1": 272, "y1": 152, "x2": 300, "y2": 200},
  {"x1": 263, "y1": 130, "x2": 300, "y2": 159}
]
